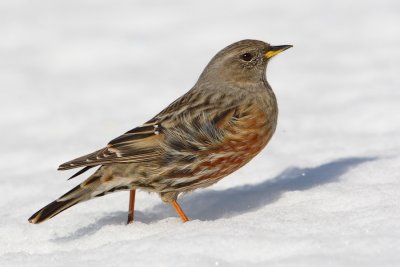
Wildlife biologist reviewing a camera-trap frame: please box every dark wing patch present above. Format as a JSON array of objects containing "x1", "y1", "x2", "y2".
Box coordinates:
[{"x1": 160, "y1": 106, "x2": 240, "y2": 167}]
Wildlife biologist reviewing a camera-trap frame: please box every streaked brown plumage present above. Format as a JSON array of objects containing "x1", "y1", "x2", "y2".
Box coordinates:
[{"x1": 28, "y1": 39, "x2": 292, "y2": 224}]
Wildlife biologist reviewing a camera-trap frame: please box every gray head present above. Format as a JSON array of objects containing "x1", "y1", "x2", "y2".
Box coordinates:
[{"x1": 198, "y1": 39, "x2": 292, "y2": 87}]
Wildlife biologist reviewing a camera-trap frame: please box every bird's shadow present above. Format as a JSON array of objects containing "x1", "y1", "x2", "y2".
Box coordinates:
[{"x1": 53, "y1": 156, "x2": 375, "y2": 242}]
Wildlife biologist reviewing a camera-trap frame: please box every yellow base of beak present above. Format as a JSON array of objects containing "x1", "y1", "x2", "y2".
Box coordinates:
[{"x1": 265, "y1": 45, "x2": 293, "y2": 59}]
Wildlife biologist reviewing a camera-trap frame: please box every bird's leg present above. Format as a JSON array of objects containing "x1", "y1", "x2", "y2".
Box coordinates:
[
  {"x1": 171, "y1": 200, "x2": 189, "y2": 223},
  {"x1": 127, "y1": 189, "x2": 136, "y2": 224}
]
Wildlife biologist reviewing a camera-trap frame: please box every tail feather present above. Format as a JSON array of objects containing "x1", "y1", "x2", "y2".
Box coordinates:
[
  {"x1": 28, "y1": 197, "x2": 81, "y2": 224},
  {"x1": 28, "y1": 182, "x2": 90, "y2": 224},
  {"x1": 29, "y1": 169, "x2": 134, "y2": 224},
  {"x1": 68, "y1": 166, "x2": 95, "y2": 180}
]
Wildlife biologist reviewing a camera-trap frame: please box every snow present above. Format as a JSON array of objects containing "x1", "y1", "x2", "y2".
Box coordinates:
[{"x1": 1, "y1": 0, "x2": 400, "y2": 266}]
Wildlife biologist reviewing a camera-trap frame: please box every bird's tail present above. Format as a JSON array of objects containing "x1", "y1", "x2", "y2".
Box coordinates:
[
  {"x1": 28, "y1": 169, "x2": 131, "y2": 224},
  {"x1": 28, "y1": 188, "x2": 83, "y2": 224}
]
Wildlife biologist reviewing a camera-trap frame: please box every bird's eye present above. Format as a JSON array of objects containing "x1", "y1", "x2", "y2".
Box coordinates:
[{"x1": 240, "y1": 53, "x2": 253, "y2": 61}]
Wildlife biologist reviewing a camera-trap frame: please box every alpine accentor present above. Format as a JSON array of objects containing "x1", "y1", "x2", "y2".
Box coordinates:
[{"x1": 29, "y1": 39, "x2": 292, "y2": 224}]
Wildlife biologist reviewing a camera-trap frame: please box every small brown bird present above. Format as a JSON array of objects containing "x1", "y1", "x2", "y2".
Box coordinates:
[{"x1": 28, "y1": 39, "x2": 292, "y2": 224}]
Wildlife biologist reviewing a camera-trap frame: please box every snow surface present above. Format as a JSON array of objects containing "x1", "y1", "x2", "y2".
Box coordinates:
[{"x1": 1, "y1": 0, "x2": 400, "y2": 266}]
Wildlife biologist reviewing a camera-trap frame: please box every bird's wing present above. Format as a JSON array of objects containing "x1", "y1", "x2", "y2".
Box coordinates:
[
  {"x1": 58, "y1": 121, "x2": 163, "y2": 170},
  {"x1": 58, "y1": 90, "x2": 245, "y2": 171}
]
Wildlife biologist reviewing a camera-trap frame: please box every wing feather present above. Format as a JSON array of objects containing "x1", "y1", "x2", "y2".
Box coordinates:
[
  {"x1": 58, "y1": 90, "x2": 244, "y2": 172},
  {"x1": 58, "y1": 124, "x2": 162, "y2": 170}
]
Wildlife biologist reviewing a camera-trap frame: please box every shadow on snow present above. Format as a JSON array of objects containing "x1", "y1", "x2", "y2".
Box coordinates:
[{"x1": 53, "y1": 156, "x2": 375, "y2": 242}]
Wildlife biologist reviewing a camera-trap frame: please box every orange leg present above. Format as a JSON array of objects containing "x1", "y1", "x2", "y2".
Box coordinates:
[
  {"x1": 127, "y1": 189, "x2": 136, "y2": 224},
  {"x1": 171, "y1": 200, "x2": 189, "y2": 223}
]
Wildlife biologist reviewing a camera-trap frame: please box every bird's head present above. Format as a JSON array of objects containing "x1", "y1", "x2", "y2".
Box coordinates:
[{"x1": 198, "y1": 39, "x2": 292, "y2": 87}]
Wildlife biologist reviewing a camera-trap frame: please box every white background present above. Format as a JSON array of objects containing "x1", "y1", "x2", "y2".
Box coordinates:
[{"x1": 1, "y1": 0, "x2": 399, "y2": 266}]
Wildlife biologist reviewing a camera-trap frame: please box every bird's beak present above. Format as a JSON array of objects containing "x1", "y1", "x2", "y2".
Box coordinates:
[{"x1": 264, "y1": 45, "x2": 293, "y2": 59}]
